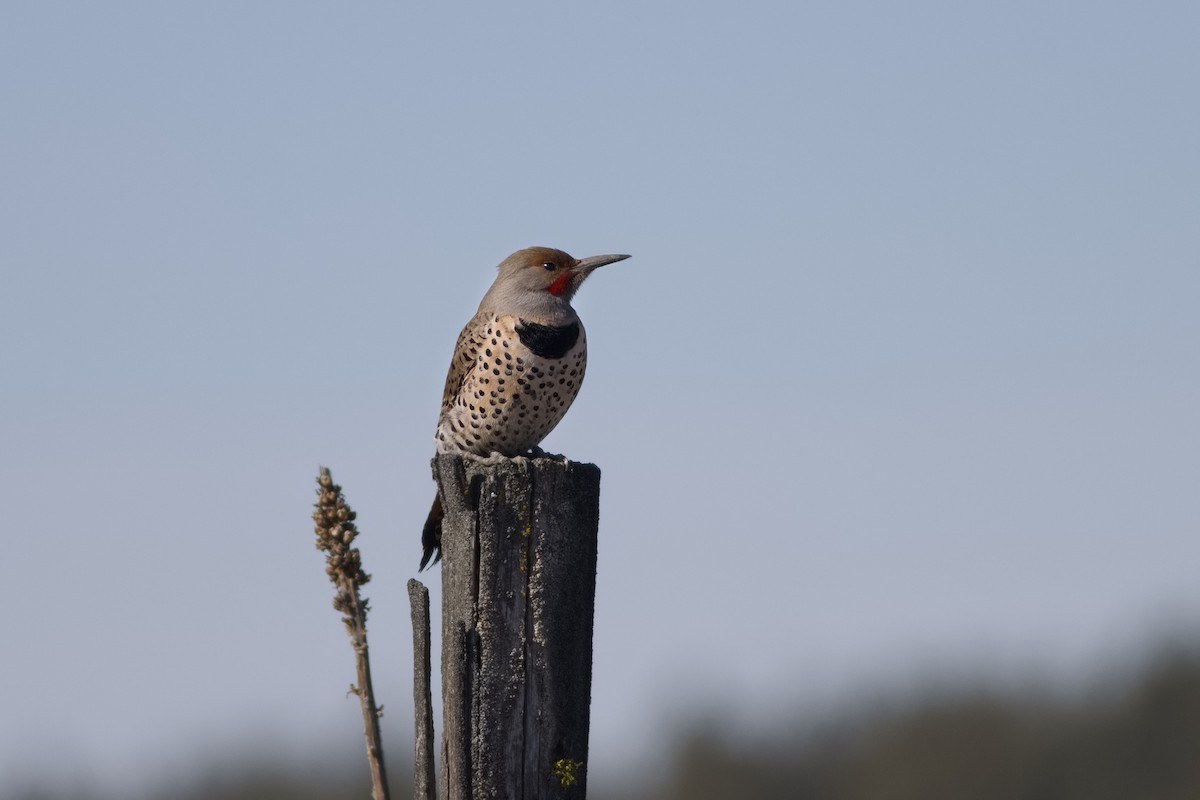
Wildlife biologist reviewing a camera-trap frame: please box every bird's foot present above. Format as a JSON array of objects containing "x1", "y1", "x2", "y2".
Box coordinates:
[
  {"x1": 526, "y1": 445, "x2": 568, "y2": 463},
  {"x1": 462, "y1": 448, "x2": 568, "y2": 465}
]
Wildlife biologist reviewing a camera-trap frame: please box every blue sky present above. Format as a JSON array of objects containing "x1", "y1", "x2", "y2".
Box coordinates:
[{"x1": 2, "y1": 2, "x2": 1198, "y2": 794}]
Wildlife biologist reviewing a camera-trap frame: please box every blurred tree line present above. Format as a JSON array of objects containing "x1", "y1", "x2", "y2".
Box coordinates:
[
  {"x1": 10, "y1": 644, "x2": 1200, "y2": 800},
  {"x1": 615, "y1": 645, "x2": 1200, "y2": 800}
]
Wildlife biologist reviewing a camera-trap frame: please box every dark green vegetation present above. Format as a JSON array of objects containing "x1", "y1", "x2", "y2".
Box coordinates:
[
  {"x1": 630, "y1": 647, "x2": 1200, "y2": 800},
  {"x1": 11, "y1": 645, "x2": 1200, "y2": 800}
]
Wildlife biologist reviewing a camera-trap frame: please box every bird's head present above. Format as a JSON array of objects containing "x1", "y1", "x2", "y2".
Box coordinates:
[{"x1": 481, "y1": 247, "x2": 630, "y2": 317}]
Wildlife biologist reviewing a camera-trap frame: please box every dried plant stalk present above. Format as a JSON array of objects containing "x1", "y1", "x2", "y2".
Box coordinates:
[{"x1": 313, "y1": 466, "x2": 390, "y2": 800}]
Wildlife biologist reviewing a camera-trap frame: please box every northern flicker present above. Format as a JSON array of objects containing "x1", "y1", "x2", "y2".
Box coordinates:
[{"x1": 419, "y1": 246, "x2": 630, "y2": 570}]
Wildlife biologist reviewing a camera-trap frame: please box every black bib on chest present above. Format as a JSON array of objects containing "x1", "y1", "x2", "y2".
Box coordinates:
[{"x1": 515, "y1": 320, "x2": 580, "y2": 359}]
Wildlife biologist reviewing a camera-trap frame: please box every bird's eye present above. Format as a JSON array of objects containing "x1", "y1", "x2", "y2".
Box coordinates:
[{"x1": 543, "y1": 262, "x2": 556, "y2": 271}]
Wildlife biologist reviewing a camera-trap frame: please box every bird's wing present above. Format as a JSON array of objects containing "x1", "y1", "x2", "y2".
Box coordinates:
[{"x1": 439, "y1": 313, "x2": 487, "y2": 415}]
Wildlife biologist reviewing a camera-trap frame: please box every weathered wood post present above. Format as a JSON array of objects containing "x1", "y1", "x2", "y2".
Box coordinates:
[{"x1": 432, "y1": 453, "x2": 601, "y2": 799}]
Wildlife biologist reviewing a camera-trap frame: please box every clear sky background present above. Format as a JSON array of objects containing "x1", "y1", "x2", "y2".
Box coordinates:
[{"x1": 2, "y1": 2, "x2": 1198, "y2": 796}]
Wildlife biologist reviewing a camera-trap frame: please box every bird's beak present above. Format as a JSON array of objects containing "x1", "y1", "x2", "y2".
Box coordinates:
[{"x1": 573, "y1": 253, "x2": 631, "y2": 274}]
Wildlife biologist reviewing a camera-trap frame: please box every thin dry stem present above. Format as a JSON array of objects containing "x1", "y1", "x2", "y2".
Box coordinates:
[{"x1": 313, "y1": 466, "x2": 390, "y2": 800}]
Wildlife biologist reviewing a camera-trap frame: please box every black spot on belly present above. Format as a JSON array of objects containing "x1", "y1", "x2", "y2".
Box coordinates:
[{"x1": 516, "y1": 320, "x2": 580, "y2": 359}]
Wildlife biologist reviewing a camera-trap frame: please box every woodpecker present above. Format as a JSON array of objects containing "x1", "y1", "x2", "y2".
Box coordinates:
[{"x1": 420, "y1": 246, "x2": 629, "y2": 570}]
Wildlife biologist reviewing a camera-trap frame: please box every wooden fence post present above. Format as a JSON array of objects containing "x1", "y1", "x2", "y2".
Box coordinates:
[
  {"x1": 408, "y1": 578, "x2": 437, "y2": 800},
  {"x1": 432, "y1": 453, "x2": 601, "y2": 799}
]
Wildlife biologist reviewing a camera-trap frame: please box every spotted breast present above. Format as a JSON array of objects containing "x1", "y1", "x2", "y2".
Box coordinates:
[{"x1": 435, "y1": 313, "x2": 587, "y2": 457}]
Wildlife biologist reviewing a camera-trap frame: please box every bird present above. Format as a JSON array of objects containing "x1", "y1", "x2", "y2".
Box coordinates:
[{"x1": 420, "y1": 246, "x2": 630, "y2": 570}]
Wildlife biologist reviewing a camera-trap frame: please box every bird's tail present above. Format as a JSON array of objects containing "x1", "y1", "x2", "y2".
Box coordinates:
[{"x1": 419, "y1": 494, "x2": 444, "y2": 571}]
